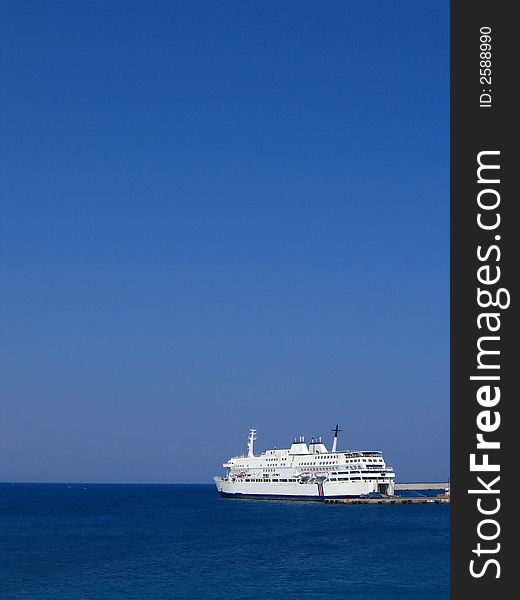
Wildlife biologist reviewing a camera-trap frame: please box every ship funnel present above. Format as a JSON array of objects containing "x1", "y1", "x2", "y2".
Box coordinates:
[{"x1": 247, "y1": 428, "x2": 257, "y2": 457}]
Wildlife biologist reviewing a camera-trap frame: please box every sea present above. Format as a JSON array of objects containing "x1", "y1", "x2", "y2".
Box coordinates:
[{"x1": 0, "y1": 483, "x2": 449, "y2": 599}]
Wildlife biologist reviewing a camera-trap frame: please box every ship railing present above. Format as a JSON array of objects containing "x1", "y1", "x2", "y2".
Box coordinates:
[{"x1": 365, "y1": 465, "x2": 393, "y2": 471}]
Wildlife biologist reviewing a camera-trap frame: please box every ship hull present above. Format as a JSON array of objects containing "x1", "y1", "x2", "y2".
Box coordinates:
[
  {"x1": 218, "y1": 491, "x2": 368, "y2": 501},
  {"x1": 214, "y1": 476, "x2": 394, "y2": 500}
]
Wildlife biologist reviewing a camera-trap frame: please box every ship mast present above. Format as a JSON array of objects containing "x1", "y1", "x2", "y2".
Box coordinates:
[
  {"x1": 331, "y1": 424, "x2": 343, "y2": 453},
  {"x1": 247, "y1": 428, "x2": 257, "y2": 457}
]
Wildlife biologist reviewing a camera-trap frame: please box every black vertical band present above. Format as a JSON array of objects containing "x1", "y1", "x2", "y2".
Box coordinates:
[{"x1": 451, "y1": 1, "x2": 515, "y2": 596}]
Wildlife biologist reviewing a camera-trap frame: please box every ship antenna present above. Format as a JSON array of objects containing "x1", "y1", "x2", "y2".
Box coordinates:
[
  {"x1": 331, "y1": 424, "x2": 343, "y2": 453},
  {"x1": 247, "y1": 428, "x2": 257, "y2": 458}
]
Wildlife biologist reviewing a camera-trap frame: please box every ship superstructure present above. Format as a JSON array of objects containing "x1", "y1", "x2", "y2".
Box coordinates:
[{"x1": 214, "y1": 426, "x2": 395, "y2": 500}]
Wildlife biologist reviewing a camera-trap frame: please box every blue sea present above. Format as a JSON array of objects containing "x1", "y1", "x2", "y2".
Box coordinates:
[{"x1": 0, "y1": 483, "x2": 449, "y2": 599}]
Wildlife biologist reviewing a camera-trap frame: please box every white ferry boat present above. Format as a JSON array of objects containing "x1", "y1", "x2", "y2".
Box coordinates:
[{"x1": 214, "y1": 426, "x2": 395, "y2": 500}]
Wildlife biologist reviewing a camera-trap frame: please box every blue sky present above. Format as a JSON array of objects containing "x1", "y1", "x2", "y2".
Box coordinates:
[{"x1": 0, "y1": 1, "x2": 449, "y2": 483}]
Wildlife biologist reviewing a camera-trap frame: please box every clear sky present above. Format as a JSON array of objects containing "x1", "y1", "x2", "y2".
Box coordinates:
[{"x1": 1, "y1": 1, "x2": 449, "y2": 483}]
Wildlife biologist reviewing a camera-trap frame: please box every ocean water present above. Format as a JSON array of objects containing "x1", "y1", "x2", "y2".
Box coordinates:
[{"x1": 0, "y1": 483, "x2": 449, "y2": 599}]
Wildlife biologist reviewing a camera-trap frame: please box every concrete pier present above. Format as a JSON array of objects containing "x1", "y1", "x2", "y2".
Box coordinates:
[
  {"x1": 325, "y1": 496, "x2": 450, "y2": 505},
  {"x1": 395, "y1": 482, "x2": 449, "y2": 490},
  {"x1": 324, "y1": 482, "x2": 451, "y2": 505}
]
